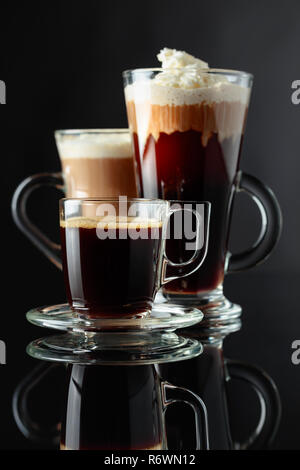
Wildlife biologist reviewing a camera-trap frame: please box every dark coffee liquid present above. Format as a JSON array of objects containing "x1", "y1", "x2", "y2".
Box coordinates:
[
  {"x1": 60, "y1": 220, "x2": 162, "y2": 318},
  {"x1": 133, "y1": 130, "x2": 243, "y2": 294},
  {"x1": 60, "y1": 365, "x2": 164, "y2": 450},
  {"x1": 159, "y1": 345, "x2": 233, "y2": 450}
]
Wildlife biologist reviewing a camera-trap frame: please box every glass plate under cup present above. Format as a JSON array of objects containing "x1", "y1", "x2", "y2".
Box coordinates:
[
  {"x1": 26, "y1": 331, "x2": 203, "y2": 365},
  {"x1": 26, "y1": 303, "x2": 203, "y2": 333}
]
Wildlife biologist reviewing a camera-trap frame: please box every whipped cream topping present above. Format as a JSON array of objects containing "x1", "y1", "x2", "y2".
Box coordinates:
[
  {"x1": 56, "y1": 131, "x2": 132, "y2": 159},
  {"x1": 157, "y1": 47, "x2": 209, "y2": 70},
  {"x1": 154, "y1": 47, "x2": 218, "y2": 89},
  {"x1": 124, "y1": 48, "x2": 250, "y2": 150},
  {"x1": 125, "y1": 48, "x2": 249, "y2": 105}
]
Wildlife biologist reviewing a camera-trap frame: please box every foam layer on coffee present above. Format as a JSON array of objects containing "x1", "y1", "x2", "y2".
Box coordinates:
[
  {"x1": 125, "y1": 48, "x2": 249, "y2": 105},
  {"x1": 125, "y1": 80, "x2": 249, "y2": 106},
  {"x1": 56, "y1": 131, "x2": 132, "y2": 159},
  {"x1": 61, "y1": 216, "x2": 163, "y2": 229},
  {"x1": 124, "y1": 48, "x2": 249, "y2": 145}
]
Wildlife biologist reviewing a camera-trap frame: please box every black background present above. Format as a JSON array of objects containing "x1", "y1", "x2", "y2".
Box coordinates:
[{"x1": 1, "y1": 0, "x2": 300, "y2": 450}]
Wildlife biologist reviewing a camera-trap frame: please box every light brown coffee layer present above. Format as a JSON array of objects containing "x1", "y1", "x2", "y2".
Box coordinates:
[
  {"x1": 61, "y1": 156, "x2": 138, "y2": 198},
  {"x1": 126, "y1": 100, "x2": 247, "y2": 146}
]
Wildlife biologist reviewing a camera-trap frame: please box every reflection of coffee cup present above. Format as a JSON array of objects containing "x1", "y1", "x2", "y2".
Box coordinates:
[
  {"x1": 159, "y1": 343, "x2": 281, "y2": 450},
  {"x1": 12, "y1": 129, "x2": 138, "y2": 269},
  {"x1": 123, "y1": 49, "x2": 282, "y2": 306},
  {"x1": 60, "y1": 198, "x2": 210, "y2": 319},
  {"x1": 60, "y1": 363, "x2": 209, "y2": 450},
  {"x1": 12, "y1": 361, "x2": 210, "y2": 450}
]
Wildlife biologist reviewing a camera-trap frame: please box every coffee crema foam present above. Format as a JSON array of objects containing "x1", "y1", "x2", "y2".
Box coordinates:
[
  {"x1": 60, "y1": 216, "x2": 162, "y2": 229},
  {"x1": 56, "y1": 131, "x2": 132, "y2": 159}
]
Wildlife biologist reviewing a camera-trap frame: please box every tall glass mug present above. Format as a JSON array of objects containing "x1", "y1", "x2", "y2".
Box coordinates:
[
  {"x1": 123, "y1": 69, "x2": 282, "y2": 305},
  {"x1": 12, "y1": 129, "x2": 138, "y2": 269}
]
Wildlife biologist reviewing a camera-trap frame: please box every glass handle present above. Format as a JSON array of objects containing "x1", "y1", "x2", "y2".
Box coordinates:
[
  {"x1": 161, "y1": 381, "x2": 209, "y2": 450},
  {"x1": 12, "y1": 363, "x2": 61, "y2": 446},
  {"x1": 228, "y1": 171, "x2": 282, "y2": 272},
  {"x1": 161, "y1": 204, "x2": 211, "y2": 284},
  {"x1": 11, "y1": 172, "x2": 64, "y2": 270},
  {"x1": 226, "y1": 359, "x2": 281, "y2": 449}
]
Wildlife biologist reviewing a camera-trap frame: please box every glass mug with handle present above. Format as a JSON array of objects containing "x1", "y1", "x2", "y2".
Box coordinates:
[
  {"x1": 159, "y1": 343, "x2": 281, "y2": 450},
  {"x1": 61, "y1": 363, "x2": 209, "y2": 450},
  {"x1": 12, "y1": 362, "x2": 209, "y2": 450},
  {"x1": 123, "y1": 68, "x2": 282, "y2": 306},
  {"x1": 60, "y1": 198, "x2": 210, "y2": 320},
  {"x1": 11, "y1": 129, "x2": 138, "y2": 269}
]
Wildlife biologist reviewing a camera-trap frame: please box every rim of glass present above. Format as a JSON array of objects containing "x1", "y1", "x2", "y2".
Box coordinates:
[
  {"x1": 55, "y1": 128, "x2": 129, "y2": 137},
  {"x1": 122, "y1": 67, "x2": 253, "y2": 80},
  {"x1": 60, "y1": 197, "x2": 211, "y2": 205},
  {"x1": 60, "y1": 197, "x2": 167, "y2": 205}
]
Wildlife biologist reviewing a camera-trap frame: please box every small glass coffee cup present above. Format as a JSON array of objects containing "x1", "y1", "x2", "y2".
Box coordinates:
[{"x1": 60, "y1": 197, "x2": 210, "y2": 320}]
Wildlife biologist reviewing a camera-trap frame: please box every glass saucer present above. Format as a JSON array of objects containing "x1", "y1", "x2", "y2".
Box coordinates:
[
  {"x1": 26, "y1": 331, "x2": 203, "y2": 365},
  {"x1": 154, "y1": 290, "x2": 242, "y2": 341},
  {"x1": 26, "y1": 303, "x2": 203, "y2": 333}
]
